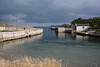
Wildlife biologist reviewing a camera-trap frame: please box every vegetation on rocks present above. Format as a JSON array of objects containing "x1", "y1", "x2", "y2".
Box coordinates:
[
  {"x1": 70, "y1": 17, "x2": 100, "y2": 32},
  {"x1": 71, "y1": 17, "x2": 100, "y2": 29},
  {"x1": 96, "y1": 29, "x2": 100, "y2": 32}
]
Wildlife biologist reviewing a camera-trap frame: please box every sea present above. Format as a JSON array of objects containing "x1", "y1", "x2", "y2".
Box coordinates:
[{"x1": 0, "y1": 27, "x2": 100, "y2": 67}]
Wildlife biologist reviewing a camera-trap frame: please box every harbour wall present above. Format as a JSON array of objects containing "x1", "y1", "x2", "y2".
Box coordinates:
[
  {"x1": 0, "y1": 28, "x2": 43, "y2": 42},
  {"x1": 0, "y1": 26, "x2": 35, "y2": 31},
  {"x1": 76, "y1": 32, "x2": 100, "y2": 37},
  {"x1": 55, "y1": 27, "x2": 73, "y2": 33},
  {"x1": 55, "y1": 27, "x2": 100, "y2": 37}
]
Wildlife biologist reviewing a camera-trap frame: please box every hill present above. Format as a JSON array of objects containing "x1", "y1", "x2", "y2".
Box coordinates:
[{"x1": 71, "y1": 17, "x2": 100, "y2": 29}]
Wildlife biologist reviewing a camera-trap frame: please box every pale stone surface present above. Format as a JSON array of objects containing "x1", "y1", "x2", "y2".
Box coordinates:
[
  {"x1": 0, "y1": 28, "x2": 43, "y2": 42},
  {"x1": 56, "y1": 27, "x2": 73, "y2": 33},
  {"x1": 0, "y1": 27, "x2": 5, "y2": 31},
  {"x1": 76, "y1": 26, "x2": 90, "y2": 32},
  {"x1": 57, "y1": 27, "x2": 66, "y2": 33}
]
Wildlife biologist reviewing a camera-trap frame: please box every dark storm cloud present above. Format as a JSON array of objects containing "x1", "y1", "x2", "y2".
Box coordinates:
[{"x1": 0, "y1": 0, "x2": 100, "y2": 26}]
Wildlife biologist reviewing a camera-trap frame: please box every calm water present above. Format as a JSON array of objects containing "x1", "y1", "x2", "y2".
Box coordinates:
[{"x1": 0, "y1": 27, "x2": 100, "y2": 67}]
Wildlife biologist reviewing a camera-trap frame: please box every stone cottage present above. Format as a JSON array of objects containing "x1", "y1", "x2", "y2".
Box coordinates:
[{"x1": 74, "y1": 24, "x2": 90, "y2": 32}]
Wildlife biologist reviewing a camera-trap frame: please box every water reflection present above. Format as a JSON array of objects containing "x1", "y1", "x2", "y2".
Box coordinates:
[
  {"x1": 0, "y1": 34, "x2": 43, "y2": 49},
  {"x1": 76, "y1": 35, "x2": 100, "y2": 43},
  {"x1": 56, "y1": 32, "x2": 75, "y2": 39},
  {"x1": 76, "y1": 35, "x2": 89, "y2": 41},
  {"x1": 0, "y1": 28, "x2": 100, "y2": 67},
  {"x1": 56, "y1": 32, "x2": 100, "y2": 43}
]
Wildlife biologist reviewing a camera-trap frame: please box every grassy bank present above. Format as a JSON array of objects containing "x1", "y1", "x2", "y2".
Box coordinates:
[
  {"x1": 0, "y1": 30, "x2": 16, "y2": 32},
  {"x1": 0, "y1": 57, "x2": 62, "y2": 67}
]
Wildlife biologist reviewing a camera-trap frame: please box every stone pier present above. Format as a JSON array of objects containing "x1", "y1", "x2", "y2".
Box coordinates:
[
  {"x1": 55, "y1": 27, "x2": 73, "y2": 33},
  {"x1": 0, "y1": 28, "x2": 43, "y2": 42}
]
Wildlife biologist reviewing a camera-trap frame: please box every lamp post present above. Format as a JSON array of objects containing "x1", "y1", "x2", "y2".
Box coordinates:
[
  {"x1": 16, "y1": 16, "x2": 17, "y2": 23},
  {"x1": 16, "y1": 16, "x2": 17, "y2": 30}
]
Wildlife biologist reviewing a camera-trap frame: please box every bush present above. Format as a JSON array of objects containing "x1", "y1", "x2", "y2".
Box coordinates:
[{"x1": 96, "y1": 29, "x2": 100, "y2": 32}]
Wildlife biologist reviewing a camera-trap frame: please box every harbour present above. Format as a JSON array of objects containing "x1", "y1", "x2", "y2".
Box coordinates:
[
  {"x1": 0, "y1": 0, "x2": 100, "y2": 66},
  {"x1": 0, "y1": 27, "x2": 43, "y2": 42},
  {"x1": 0, "y1": 27, "x2": 100, "y2": 67}
]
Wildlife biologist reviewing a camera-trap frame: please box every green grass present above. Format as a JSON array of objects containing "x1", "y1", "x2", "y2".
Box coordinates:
[{"x1": 0, "y1": 30, "x2": 16, "y2": 32}]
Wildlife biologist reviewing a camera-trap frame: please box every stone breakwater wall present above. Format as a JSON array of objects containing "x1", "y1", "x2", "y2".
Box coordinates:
[
  {"x1": 0, "y1": 26, "x2": 35, "y2": 31},
  {"x1": 55, "y1": 27, "x2": 73, "y2": 33},
  {"x1": 76, "y1": 31, "x2": 100, "y2": 37},
  {"x1": 0, "y1": 28, "x2": 43, "y2": 42}
]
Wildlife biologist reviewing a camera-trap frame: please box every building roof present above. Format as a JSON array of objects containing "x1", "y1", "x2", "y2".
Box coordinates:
[{"x1": 75, "y1": 24, "x2": 90, "y2": 26}]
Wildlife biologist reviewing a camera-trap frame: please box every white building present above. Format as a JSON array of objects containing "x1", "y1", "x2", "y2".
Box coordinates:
[
  {"x1": 75, "y1": 24, "x2": 90, "y2": 32},
  {"x1": 0, "y1": 27, "x2": 5, "y2": 31}
]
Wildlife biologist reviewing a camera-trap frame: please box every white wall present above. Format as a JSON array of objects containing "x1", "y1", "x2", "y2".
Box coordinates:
[
  {"x1": 0, "y1": 28, "x2": 43, "y2": 40},
  {"x1": 0, "y1": 27, "x2": 5, "y2": 31},
  {"x1": 57, "y1": 27, "x2": 66, "y2": 32},
  {"x1": 76, "y1": 26, "x2": 90, "y2": 32}
]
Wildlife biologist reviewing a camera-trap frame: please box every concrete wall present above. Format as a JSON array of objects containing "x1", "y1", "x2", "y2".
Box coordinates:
[
  {"x1": 0, "y1": 27, "x2": 5, "y2": 31},
  {"x1": 76, "y1": 26, "x2": 90, "y2": 32},
  {"x1": 55, "y1": 27, "x2": 73, "y2": 33},
  {"x1": 5, "y1": 27, "x2": 34, "y2": 31},
  {"x1": 0, "y1": 28, "x2": 43, "y2": 42},
  {"x1": 5, "y1": 27, "x2": 17, "y2": 31},
  {"x1": 56, "y1": 27, "x2": 66, "y2": 33}
]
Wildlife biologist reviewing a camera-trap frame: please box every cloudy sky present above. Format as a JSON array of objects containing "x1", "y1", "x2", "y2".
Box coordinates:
[{"x1": 0, "y1": 0, "x2": 100, "y2": 26}]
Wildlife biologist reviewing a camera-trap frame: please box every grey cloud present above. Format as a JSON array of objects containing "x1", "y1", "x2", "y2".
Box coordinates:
[{"x1": 0, "y1": 0, "x2": 100, "y2": 26}]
